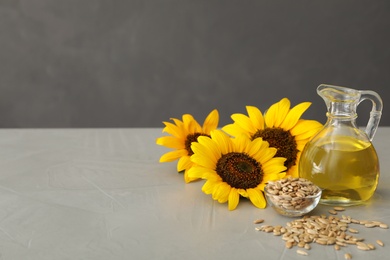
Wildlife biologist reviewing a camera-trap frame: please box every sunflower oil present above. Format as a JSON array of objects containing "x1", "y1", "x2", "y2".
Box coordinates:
[{"x1": 299, "y1": 135, "x2": 379, "y2": 206}]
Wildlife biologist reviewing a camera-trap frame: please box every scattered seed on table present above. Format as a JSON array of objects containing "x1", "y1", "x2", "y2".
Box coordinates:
[
  {"x1": 348, "y1": 228, "x2": 359, "y2": 234},
  {"x1": 376, "y1": 240, "x2": 384, "y2": 247},
  {"x1": 297, "y1": 249, "x2": 308, "y2": 256},
  {"x1": 365, "y1": 223, "x2": 377, "y2": 228},
  {"x1": 328, "y1": 209, "x2": 337, "y2": 215},
  {"x1": 286, "y1": 241, "x2": 293, "y2": 249},
  {"x1": 253, "y1": 219, "x2": 264, "y2": 224},
  {"x1": 351, "y1": 219, "x2": 360, "y2": 224},
  {"x1": 357, "y1": 246, "x2": 370, "y2": 251},
  {"x1": 254, "y1": 207, "x2": 388, "y2": 257},
  {"x1": 380, "y1": 223, "x2": 389, "y2": 229},
  {"x1": 334, "y1": 206, "x2": 345, "y2": 211}
]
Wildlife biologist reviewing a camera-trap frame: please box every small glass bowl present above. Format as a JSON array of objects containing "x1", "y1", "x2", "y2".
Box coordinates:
[{"x1": 264, "y1": 182, "x2": 322, "y2": 217}]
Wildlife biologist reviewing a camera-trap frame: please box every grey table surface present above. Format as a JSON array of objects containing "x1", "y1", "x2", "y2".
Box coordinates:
[{"x1": 0, "y1": 127, "x2": 389, "y2": 260}]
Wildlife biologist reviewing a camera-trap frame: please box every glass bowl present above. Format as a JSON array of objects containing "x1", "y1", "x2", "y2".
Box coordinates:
[{"x1": 264, "y1": 178, "x2": 322, "y2": 217}]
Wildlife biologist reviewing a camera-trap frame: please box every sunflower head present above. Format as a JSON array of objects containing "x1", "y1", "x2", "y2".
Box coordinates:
[
  {"x1": 222, "y1": 98, "x2": 323, "y2": 177},
  {"x1": 156, "y1": 109, "x2": 219, "y2": 183},
  {"x1": 188, "y1": 130, "x2": 287, "y2": 210}
]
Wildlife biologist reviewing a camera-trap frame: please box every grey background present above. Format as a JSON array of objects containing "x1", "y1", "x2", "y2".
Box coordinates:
[{"x1": 1, "y1": 0, "x2": 389, "y2": 128}]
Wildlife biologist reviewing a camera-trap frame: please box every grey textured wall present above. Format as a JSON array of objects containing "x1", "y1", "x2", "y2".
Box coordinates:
[{"x1": 1, "y1": 0, "x2": 389, "y2": 128}]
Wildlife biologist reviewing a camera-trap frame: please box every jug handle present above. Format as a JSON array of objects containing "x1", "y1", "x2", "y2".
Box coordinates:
[{"x1": 359, "y1": 90, "x2": 383, "y2": 141}]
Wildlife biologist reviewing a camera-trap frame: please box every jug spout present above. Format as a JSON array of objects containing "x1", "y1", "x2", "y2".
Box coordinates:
[
  {"x1": 317, "y1": 85, "x2": 359, "y2": 118},
  {"x1": 317, "y1": 84, "x2": 383, "y2": 141}
]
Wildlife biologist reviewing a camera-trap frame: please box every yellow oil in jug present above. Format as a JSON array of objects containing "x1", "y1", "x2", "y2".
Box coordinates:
[{"x1": 299, "y1": 135, "x2": 379, "y2": 205}]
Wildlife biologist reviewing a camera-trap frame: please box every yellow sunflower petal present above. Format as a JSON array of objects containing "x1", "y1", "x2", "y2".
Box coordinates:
[
  {"x1": 262, "y1": 172, "x2": 285, "y2": 184},
  {"x1": 296, "y1": 140, "x2": 307, "y2": 150},
  {"x1": 196, "y1": 135, "x2": 221, "y2": 162},
  {"x1": 228, "y1": 189, "x2": 240, "y2": 210},
  {"x1": 162, "y1": 121, "x2": 184, "y2": 138},
  {"x1": 280, "y1": 102, "x2": 311, "y2": 130},
  {"x1": 216, "y1": 182, "x2": 231, "y2": 203},
  {"x1": 171, "y1": 118, "x2": 184, "y2": 129},
  {"x1": 221, "y1": 124, "x2": 249, "y2": 139},
  {"x1": 246, "y1": 137, "x2": 266, "y2": 157},
  {"x1": 230, "y1": 113, "x2": 258, "y2": 134},
  {"x1": 156, "y1": 136, "x2": 184, "y2": 149},
  {"x1": 188, "y1": 165, "x2": 219, "y2": 182},
  {"x1": 265, "y1": 98, "x2": 291, "y2": 128},
  {"x1": 183, "y1": 114, "x2": 202, "y2": 133},
  {"x1": 247, "y1": 189, "x2": 267, "y2": 208},
  {"x1": 184, "y1": 169, "x2": 200, "y2": 183},
  {"x1": 232, "y1": 134, "x2": 251, "y2": 153},
  {"x1": 254, "y1": 146, "x2": 278, "y2": 164},
  {"x1": 261, "y1": 158, "x2": 287, "y2": 175},
  {"x1": 286, "y1": 165, "x2": 299, "y2": 178},
  {"x1": 290, "y1": 120, "x2": 323, "y2": 139},
  {"x1": 201, "y1": 171, "x2": 221, "y2": 181},
  {"x1": 238, "y1": 188, "x2": 248, "y2": 197},
  {"x1": 191, "y1": 143, "x2": 218, "y2": 169},
  {"x1": 210, "y1": 130, "x2": 233, "y2": 154},
  {"x1": 190, "y1": 154, "x2": 216, "y2": 170},
  {"x1": 159, "y1": 150, "x2": 187, "y2": 162},
  {"x1": 202, "y1": 180, "x2": 216, "y2": 194},
  {"x1": 202, "y1": 109, "x2": 219, "y2": 134},
  {"x1": 177, "y1": 156, "x2": 193, "y2": 172},
  {"x1": 212, "y1": 182, "x2": 230, "y2": 202},
  {"x1": 258, "y1": 172, "x2": 286, "y2": 190},
  {"x1": 246, "y1": 106, "x2": 265, "y2": 130}
]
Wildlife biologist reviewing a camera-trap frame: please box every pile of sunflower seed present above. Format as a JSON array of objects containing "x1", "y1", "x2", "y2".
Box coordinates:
[
  {"x1": 254, "y1": 207, "x2": 388, "y2": 259},
  {"x1": 266, "y1": 177, "x2": 321, "y2": 210}
]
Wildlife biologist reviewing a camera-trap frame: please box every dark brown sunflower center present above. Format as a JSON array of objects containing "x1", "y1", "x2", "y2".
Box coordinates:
[
  {"x1": 185, "y1": 132, "x2": 210, "y2": 156},
  {"x1": 216, "y1": 152, "x2": 263, "y2": 189},
  {"x1": 251, "y1": 127, "x2": 298, "y2": 170}
]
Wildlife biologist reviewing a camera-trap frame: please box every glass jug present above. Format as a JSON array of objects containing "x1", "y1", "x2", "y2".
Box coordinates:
[{"x1": 299, "y1": 84, "x2": 383, "y2": 206}]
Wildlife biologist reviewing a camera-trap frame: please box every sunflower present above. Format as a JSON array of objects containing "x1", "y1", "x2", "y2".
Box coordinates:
[
  {"x1": 187, "y1": 130, "x2": 287, "y2": 210},
  {"x1": 222, "y1": 98, "x2": 323, "y2": 178},
  {"x1": 156, "y1": 109, "x2": 219, "y2": 183}
]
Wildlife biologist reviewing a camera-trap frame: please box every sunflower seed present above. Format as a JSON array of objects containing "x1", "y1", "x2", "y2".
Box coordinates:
[
  {"x1": 380, "y1": 223, "x2": 389, "y2": 229},
  {"x1": 285, "y1": 241, "x2": 294, "y2": 249},
  {"x1": 356, "y1": 242, "x2": 371, "y2": 251},
  {"x1": 348, "y1": 228, "x2": 359, "y2": 234},
  {"x1": 376, "y1": 240, "x2": 384, "y2": 247},
  {"x1": 356, "y1": 242, "x2": 367, "y2": 248},
  {"x1": 365, "y1": 223, "x2": 377, "y2": 228},
  {"x1": 357, "y1": 245, "x2": 370, "y2": 251},
  {"x1": 333, "y1": 206, "x2": 345, "y2": 211},
  {"x1": 264, "y1": 227, "x2": 274, "y2": 233},
  {"x1": 344, "y1": 253, "x2": 352, "y2": 260},
  {"x1": 351, "y1": 219, "x2": 360, "y2": 224},
  {"x1": 296, "y1": 249, "x2": 308, "y2": 256},
  {"x1": 336, "y1": 241, "x2": 347, "y2": 247},
  {"x1": 253, "y1": 219, "x2": 264, "y2": 224}
]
